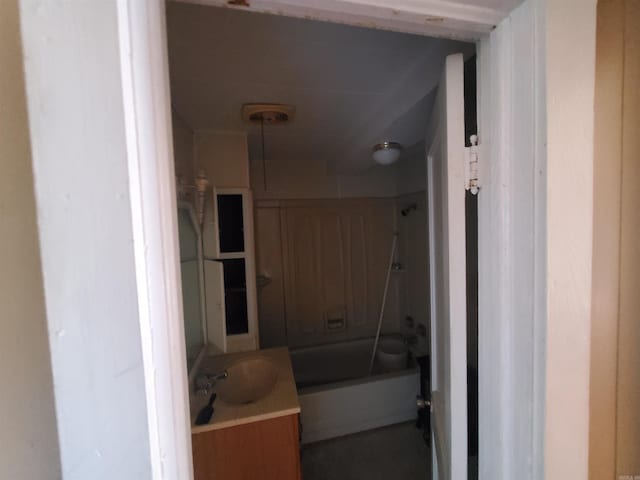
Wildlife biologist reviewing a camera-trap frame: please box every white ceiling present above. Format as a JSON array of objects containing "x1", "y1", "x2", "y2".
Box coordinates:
[{"x1": 167, "y1": 3, "x2": 475, "y2": 173}]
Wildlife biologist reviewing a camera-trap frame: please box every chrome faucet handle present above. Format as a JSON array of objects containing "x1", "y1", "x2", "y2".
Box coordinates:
[
  {"x1": 195, "y1": 375, "x2": 213, "y2": 396},
  {"x1": 194, "y1": 370, "x2": 228, "y2": 396},
  {"x1": 194, "y1": 375, "x2": 215, "y2": 395}
]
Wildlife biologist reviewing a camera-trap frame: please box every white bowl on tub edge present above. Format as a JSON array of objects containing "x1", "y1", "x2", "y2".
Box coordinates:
[{"x1": 376, "y1": 336, "x2": 409, "y2": 372}]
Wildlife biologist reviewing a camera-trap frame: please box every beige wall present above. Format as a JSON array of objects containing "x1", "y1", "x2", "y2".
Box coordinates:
[
  {"x1": 397, "y1": 192, "x2": 430, "y2": 353},
  {"x1": 250, "y1": 153, "x2": 398, "y2": 200},
  {"x1": 195, "y1": 130, "x2": 250, "y2": 188},
  {"x1": 0, "y1": 1, "x2": 61, "y2": 478},
  {"x1": 590, "y1": 0, "x2": 640, "y2": 478},
  {"x1": 172, "y1": 109, "x2": 195, "y2": 182},
  {"x1": 396, "y1": 154, "x2": 427, "y2": 197},
  {"x1": 254, "y1": 204, "x2": 288, "y2": 348},
  {"x1": 544, "y1": 0, "x2": 597, "y2": 478},
  {"x1": 616, "y1": 0, "x2": 640, "y2": 472}
]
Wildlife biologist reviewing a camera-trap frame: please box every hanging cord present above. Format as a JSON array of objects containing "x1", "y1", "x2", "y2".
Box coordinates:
[
  {"x1": 261, "y1": 117, "x2": 267, "y2": 191},
  {"x1": 368, "y1": 233, "x2": 398, "y2": 375}
]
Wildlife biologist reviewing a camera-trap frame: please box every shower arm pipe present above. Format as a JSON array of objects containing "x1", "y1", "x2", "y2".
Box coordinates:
[{"x1": 368, "y1": 232, "x2": 398, "y2": 375}]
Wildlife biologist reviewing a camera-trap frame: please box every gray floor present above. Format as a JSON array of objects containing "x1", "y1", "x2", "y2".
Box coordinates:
[{"x1": 301, "y1": 422, "x2": 430, "y2": 480}]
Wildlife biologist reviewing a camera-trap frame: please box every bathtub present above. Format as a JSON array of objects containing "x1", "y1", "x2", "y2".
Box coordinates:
[{"x1": 290, "y1": 337, "x2": 420, "y2": 444}]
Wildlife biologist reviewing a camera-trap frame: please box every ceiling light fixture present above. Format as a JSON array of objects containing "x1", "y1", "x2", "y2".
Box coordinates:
[
  {"x1": 242, "y1": 103, "x2": 295, "y2": 191},
  {"x1": 372, "y1": 142, "x2": 403, "y2": 166}
]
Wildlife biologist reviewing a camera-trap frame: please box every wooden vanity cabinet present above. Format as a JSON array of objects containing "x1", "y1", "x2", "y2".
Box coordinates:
[{"x1": 192, "y1": 413, "x2": 301, "y2": 480}]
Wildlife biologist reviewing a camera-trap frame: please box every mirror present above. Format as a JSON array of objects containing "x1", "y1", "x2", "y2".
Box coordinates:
[
  {"x1": 217, "y1": 194, "x2": 245, "y2": 253},
  {"x1": 177, "y1": 202, "x2": 206, "y2": 371}
]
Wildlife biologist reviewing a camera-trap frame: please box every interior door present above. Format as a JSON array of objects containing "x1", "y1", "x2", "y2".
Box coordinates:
[{"x1": 427, "y1": 53, "x2": 468, "y2": 480}]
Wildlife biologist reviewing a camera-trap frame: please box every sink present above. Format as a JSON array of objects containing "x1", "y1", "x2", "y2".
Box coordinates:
[{"x1": 216, "y1": 357, "x2": 279, "y2": 405}]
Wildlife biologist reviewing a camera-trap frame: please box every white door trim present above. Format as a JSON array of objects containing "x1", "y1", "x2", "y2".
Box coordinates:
[
  {"x1": 176, "y1": 0, "x2": 511, "y2": 40},
  {"x1": 117, "y1": 1, "x2": 194, "y2": 479},
  {"x1": 476, "y1": 1, "x2": 546, "y2": 478}
]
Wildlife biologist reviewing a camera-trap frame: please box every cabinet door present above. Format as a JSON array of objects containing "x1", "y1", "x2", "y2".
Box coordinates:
[
  {"x1": 192, "y1": 414, "x2": 301, "y2": 480},
  {"x1": 203, "y1": 187, "x2": 259, "y2": 352},
  {"x1": 204, "y1": 259, "x2": 226, "y2": 352},
  {"x1": 220, "y1": 258, "x2": 249, "y2": 336}
]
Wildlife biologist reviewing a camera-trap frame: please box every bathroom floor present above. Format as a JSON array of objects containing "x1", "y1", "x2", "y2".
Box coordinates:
[{"x1": 301, "y1": 422, "x2": 430, "y2": 480}]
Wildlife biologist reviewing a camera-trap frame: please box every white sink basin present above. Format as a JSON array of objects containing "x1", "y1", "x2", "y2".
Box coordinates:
[{"x1": 216, "y1": 357, "x2": 279, "y2": 405}]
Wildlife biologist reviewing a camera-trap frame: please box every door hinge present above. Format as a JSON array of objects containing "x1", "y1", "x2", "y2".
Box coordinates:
[{"x1": 464, "y1": 134, "x2": 480, "y2": 195}]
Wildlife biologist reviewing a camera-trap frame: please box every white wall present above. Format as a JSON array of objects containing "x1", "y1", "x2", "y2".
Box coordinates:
[
  {"x1": 0, "y1": 2, "x2": 61, "y2": 478},
  {"x1": 19, "y1": 1, "x2": 154, "y2": 478},
  {"x1": 479, "y1": 1, "x2": 596, "y2": 478},
  {"x1": 477, "y1": 0, "x2": 547, "y2": 478},
  {"x1": 396, "y1": 154, "x2": 427, "y2": 197},
  {"x1": 544, "y1": 1, "x2": 596, "y2": 479}
]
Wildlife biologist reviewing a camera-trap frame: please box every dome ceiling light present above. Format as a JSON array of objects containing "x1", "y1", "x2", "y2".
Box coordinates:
[{"x1": 372, "y1": 142, "x2": 403, "y2": 166}]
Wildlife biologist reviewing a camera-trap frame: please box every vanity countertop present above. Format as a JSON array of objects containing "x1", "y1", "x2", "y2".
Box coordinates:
[{"x1": 190, "y1": 347, "x2": 300, "y2": 435}]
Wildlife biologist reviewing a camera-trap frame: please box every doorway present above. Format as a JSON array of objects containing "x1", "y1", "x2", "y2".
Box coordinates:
[{"x1": 167, "y1": 3, "x2": 477, "y2": 479}]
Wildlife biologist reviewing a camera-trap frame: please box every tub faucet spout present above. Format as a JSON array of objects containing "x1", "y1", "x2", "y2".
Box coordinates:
[{"x1": 207, "y1": 370, "x2": 229, "y2": 382}]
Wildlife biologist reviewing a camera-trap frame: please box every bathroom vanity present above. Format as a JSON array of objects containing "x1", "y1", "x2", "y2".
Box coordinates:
[{"x1": 190, "y1": 348, "x2": 301, "y2": 480}]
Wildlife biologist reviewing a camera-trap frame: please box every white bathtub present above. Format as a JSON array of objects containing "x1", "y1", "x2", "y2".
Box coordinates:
[{"x1": 290, "y1": 337, "x2": 420, "y2": 444}]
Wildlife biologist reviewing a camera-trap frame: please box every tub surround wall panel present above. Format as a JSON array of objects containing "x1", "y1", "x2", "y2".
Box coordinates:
[
  {"x1": 255, "y1": 198, "x2": 400, "y2": 348},
  {"x1": 346, "y1": 214, "x2": 369, "y2": 328},
  {"x1": 282, "y1": 199, "x2": 399, "y2": 348}
]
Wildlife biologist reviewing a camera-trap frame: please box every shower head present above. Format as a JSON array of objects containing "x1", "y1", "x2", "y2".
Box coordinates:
[{"x1": 401, "y1": 203, "x2": 418, "y2": 216}]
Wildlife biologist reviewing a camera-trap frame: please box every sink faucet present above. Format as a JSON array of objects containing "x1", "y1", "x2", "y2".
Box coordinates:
[{"x1": 195, "y1": 369, "x2": 228, "y2": 396}]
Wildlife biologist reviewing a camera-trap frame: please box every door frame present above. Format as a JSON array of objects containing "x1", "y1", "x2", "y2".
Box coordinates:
[
  {"x1": 20, "y1": 0, "x2": 595, "y2": 480},
  {"x1": 110, "y1": 0, "x2": 591, "y2": 479},
  {"x1": 117, "y1": 1, "x2": 194, "y2": 479}
]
